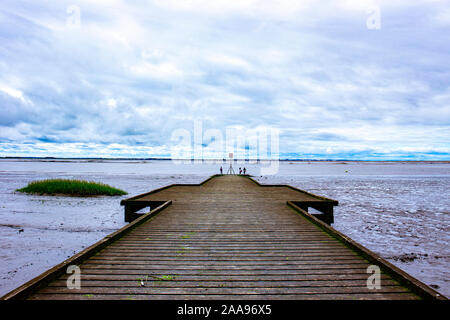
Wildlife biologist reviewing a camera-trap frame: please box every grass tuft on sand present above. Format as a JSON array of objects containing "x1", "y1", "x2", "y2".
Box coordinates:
[{"x1": 16, "y1": 179, "x2": 127, "y2": 196}]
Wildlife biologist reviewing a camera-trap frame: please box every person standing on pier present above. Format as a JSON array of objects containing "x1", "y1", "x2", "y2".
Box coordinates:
[
  {"x1": 243, "y1": 167, "x2": 246, "y2": 175},
  {"x1": 220, "y1": 166, "x2": 223, "y2": 174},
  {"x1": 239, "y1": 168, "x2": 242, "y2": 175}
]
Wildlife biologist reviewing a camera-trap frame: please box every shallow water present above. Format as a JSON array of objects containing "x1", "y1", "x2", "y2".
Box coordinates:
[{"x1": 0, "y1": 159, "x2": 448, "y2": 298}]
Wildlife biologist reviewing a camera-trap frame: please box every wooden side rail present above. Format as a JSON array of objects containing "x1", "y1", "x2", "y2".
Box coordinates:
[
  {"x1": 1, "y1": 201, "x2": 172, "y2": 300},
  {"x1": 246, "y1": 176, "x2": 339, "y2": 204},
  {"x1": 123, "y1": 200, "x2": 167, "y2": 222},
  {"x1": 287, "y1": 201, "x2": 446, "y2": 300}
]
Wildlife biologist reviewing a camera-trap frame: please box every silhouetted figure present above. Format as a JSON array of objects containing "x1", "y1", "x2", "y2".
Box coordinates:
[
  {"x1": 239, "y1": 167, "x2": 242, "y2": 175},
  {"x1": 243, "y1": 167, "x2": 246, "y2": 175},
  {"x1": 220, "y1": 166, "x2": 223, "y2": 174}
]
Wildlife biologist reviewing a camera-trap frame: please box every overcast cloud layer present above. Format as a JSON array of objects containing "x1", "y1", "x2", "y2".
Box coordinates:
[{"x1": 0, "y1": 0, "x2": 449, "y2": 160}]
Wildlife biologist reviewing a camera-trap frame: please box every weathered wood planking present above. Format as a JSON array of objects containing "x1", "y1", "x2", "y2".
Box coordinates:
[{"x1": 1, "y1": 175, "x2": 445, "y2": 300}]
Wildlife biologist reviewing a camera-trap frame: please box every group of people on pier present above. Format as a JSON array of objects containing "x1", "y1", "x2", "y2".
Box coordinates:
[{"x1": 219, "y1": 166, "x2": 247, "y2": 175}]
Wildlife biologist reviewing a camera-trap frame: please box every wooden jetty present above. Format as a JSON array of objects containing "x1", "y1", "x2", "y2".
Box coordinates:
[{"x1": 1, "y1": 175, "x2": 445, "y2": 300}]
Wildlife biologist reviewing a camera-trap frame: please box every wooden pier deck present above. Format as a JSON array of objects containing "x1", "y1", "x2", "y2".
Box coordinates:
[{"x1": 1, "y1": 175, "x2": 445, "y2": 300}]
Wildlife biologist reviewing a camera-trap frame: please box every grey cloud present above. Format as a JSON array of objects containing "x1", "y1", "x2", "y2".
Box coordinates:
[{"x1": 0, "y1": 0, "x2": 449, "y2": 159}]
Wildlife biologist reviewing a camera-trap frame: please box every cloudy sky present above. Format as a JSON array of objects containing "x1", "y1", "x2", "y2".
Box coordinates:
[{"x1": 0, "y1": 0, "x2": 449, "y2": 160}]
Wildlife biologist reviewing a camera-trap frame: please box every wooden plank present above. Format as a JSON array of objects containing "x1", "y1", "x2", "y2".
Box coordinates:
[
  {"x1": 48, "y1": 279, "x2": 403, "y2": 288},
  {"x1": 88, "y1": 253, "x2": 361, "y2": 258},
  {"x1": 44, "y1": 269, "x2": 388, "y2": 276},
  {"x1": 27, "y1": 292, "x2": 419, "y2": 300},
  {"x1": 80, "y1": 260, "x2": 369, "y2": 267},
  {"x1": 34, "y1": 285, "x2": 412, "y2": 295},
  {"x1": 97, "y1": 249, "x2": 356, "y2": 254},
  {"x1": 66, "y1": 270, "x2": 385, "y2": 279},
  {"x1": 79, "y1": 265, "x2": 373, "y2": 271},
  {"x1": 56, "y1": 273, "x2": 394, "y2": 281},
  {"x1": 87, "y1": 256, "x2": 361, "y2": 262},
  {"x1": 105, "y1": 245, "x2": 348, "y2": 250}
]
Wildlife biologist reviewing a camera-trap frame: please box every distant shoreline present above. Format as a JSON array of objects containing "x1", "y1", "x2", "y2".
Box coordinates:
[{"x1": 0, "y1": 157, "x2": 449, "y2": 164}]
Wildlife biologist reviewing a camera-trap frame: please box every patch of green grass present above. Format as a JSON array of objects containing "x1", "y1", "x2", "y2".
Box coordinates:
[
  {"x1": 147, "y1": 274, "x2": 176, "y2": 282},
  {"x1": 16, "y1": 179, "x2": 127, "y2": 196},
  {"x1": 180, "y1": 232, "x2": 196, "y2": 239},
  {"x1": 159, "y1": 275, "x2": 176, "y2": 281},
  {"x1": 176, "y1": 246, "x2": 188, "y2": 255}
]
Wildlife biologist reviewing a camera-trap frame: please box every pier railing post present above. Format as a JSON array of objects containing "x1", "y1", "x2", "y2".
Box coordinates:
[
  {"x1": 292, "y1": 201, "x2": 335, "y2": 225},
  {"x1": 124, "y1": 201, "x2": 166, "y2": 223}
]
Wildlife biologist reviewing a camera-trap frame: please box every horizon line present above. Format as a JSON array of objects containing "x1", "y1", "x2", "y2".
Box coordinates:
[{"x1": 1, "y1": 156, "x2": 449, "y2": 162}]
